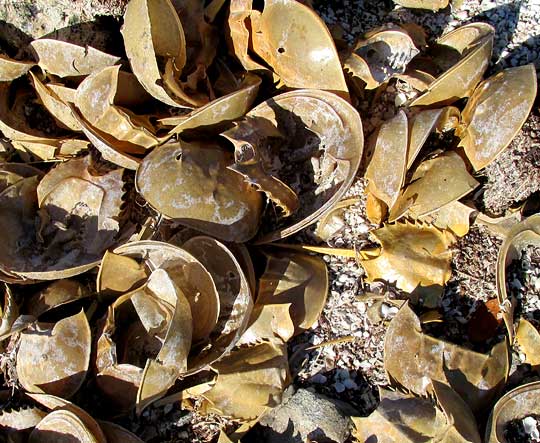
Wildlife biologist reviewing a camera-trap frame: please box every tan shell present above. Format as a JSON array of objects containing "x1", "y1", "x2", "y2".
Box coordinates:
[
  {"x1": 458, "y1": 64, "x2": 537, "y2": 171},
  {"x1": 249, "y1": 0, "x2": 348, "y2": 99},
  {"x1": 365, "y1": 110, "x2": 408, "y2": 208},
  {"x1": 384, "y1": 303, "x2": 509, "y2": 414},
  {"x1": 515, "y1": 319, "x2": 540, "y2": 368},
  {"x1": 75, "y1": 66, "x2": 160, "y2": 149},
  {"x1": 257, "y1": 249, "x2": 328, "y2": 335},
  {"x1": 393, "y1": 0, "x2": 449, "y2": 10},
  {"x1": 121, "y1": 0, "x2": 191, "y2": 108},
  {"x1": 411, "y1": 24, "x2": 494, "y2": 107},
  {"x1": 0, "y1": 54, "x2": 34, "y2": 81},
  {"x1": 29, "y1": 39, "x2": 120, "y2": 77},
  {"x1": 17, "y1": 310, "x2": 91, "y2": 398},
  {"x1": 246, "y1": 89, "x2": 364, "y2": 243},
  {"x1": 389, "y1": 151, "x2": 479, "y2": 222},
  {"x1": 136, "y1": 141, "x2": 263, "y2": 242},
  {"x1": 160, "y1": 73, "x2": 262, "y2": 135},
  {"x1": 485, "y1": 381, "x2": 540, "y2": 443},
  {"x1": 25, "y1": 280, "x2": 87, "y2": 318}
]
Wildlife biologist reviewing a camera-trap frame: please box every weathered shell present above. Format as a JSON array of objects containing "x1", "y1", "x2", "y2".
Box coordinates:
[
  {"x1": 344, "y1": 27, "x2": 419, "y2": 89},
  {"x1": 136, "y1": 141, "x2": 263, "y2": 242},
  {"x1": 29, "y1": 39, "x2": 120, "y2": 77},
  {"x1": 0, "y1": 54, "x2": 34, "y2": 81},
  {"x1": 394, "y1": 0, "x2": 449, "y2": 10},
  {"x1": 457, "y1": 64, "x2": 537, "y2": 171},
  {"x1": 249, "y1": 0, "x2": 349, "y2": 98},
  {"x1": 384, "y1": 303, "x2": 509, "y2": 414},
  {"x1": 485, "y1": 381, "x2": 540, "y2": 443},
  {"x1": 410, "y1": 24, "x2": 494, "y2": 107},
  {"x1": 17, "y1": 310, "x2": 91, "y2": 399},
  {"x1": 29, "y1": 409, "x2": 99, "y2": 443},
  {"x1": 246, "y1": 89, "x2": 364, "y2": 243},
  {"x1": 365, "y1": 110, "x2": 408, "y2": 208}
]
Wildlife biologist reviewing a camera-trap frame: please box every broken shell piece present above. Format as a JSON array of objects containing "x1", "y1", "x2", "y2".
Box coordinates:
[
  {"x1": 485, "y1": 381, "x2": 540, "y2": 443},
  {"x1": 360, "y1": 221, "x2": 453, "y2": 294},
  {"x1": 418, "y1": 201, "x2": 475, "y2": 237},
  {"x1": 345, "y1": 27, "x2": 419, "y2": 89},
  {"x1": 257, "y1": 249, "x2": 328, "y2": 335},
  {"x1": 496, "y1": 214, "x2": 540, "y2": 342},
  {"x1": 25, "y1": 279, "x2": 87, "y2": 319},
  {"x1": 315, "y1": 198, "x2": 361, "y2": 241},
  {"x1": 0, "y1": 405, "x2": 47, "y2": 433},
  {"x1": 389, "y1": 151, "x2": 479, "y2": 222},
  {"x1": 17, "y1": 310, "x2": 91, "y2": 398},
  {"x1": 122, "y1": 0, "x2": 192, "y2": 108},
  {"x1": 11, "y1": 139, "x2": 89, "y2": 162},
  {"x1": 250, "y1": 0, "x2": 348, "y2": 98},
  {"x1": 29, "y1": 39, "x2": 120, "y2": 77},
  {"x1": 393, "y1": 0, "x2": 449, "y2": 10},
  {"x1": 247, "y1": 89, "x2": 363, "y2": 243},
  {"x1": 352, "y1": 382, "x2": 481, "y2": 443},
  {"x1": 411, "y1": 24, "x2": 494, "y2": 107},
  {"x1": 29, "y1": 72, "x2": 82, "y2": 132},
  {"x1": 365, "y1": 110, "x2": 408, "y2": 208},
  {"x1": 160, "y1": 73, "x2": 262, "y2": 135},
  {"x1": 136, "y1": 141, "x2": 263, "y2": 242},
  {"x1": 384, "y1": 303, "x2": 509, "y2": 414},
  {"x1": 97, "y1": 251, "x2": 148, "y2": 297},
  {"x1": 0, "y1": 54, "x2": 35, "y2": 81},
  {"x1": 457, "y1": 64, "x2": 537, "y2": 171},
  {"x1": 75, "y1": 66, "x2": 160, "y2": 149}
]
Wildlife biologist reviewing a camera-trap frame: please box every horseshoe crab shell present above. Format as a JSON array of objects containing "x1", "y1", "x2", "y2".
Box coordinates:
[{"x1": 136, "y1": 141, "x2": 263, "y2": 243}]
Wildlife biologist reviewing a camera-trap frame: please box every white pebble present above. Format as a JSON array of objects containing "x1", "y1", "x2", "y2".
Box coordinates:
[{"x1": 523, "y1": 416, "x2": 539, "y2": 440}]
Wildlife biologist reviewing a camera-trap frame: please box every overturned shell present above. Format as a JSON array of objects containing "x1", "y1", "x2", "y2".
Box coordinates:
[
  {"x1": 457, "y1": 64, "x2": 537, "y2": 171},
  {"x1": 17, "y1": 310, "x2": 91, "y2": 399},
  {"x1": 136, "y1": 141, "x2": 263, "y2": 242},
  {"x1": 384, "y1": 303, "x2": 509, "y2": 414},
  {"x1": 411, "y1": 24, "x2": 494, "y2": 107},
  {"x1": 121, "y1": 0, "x2": 190, "y2": 107},
  {"x1": 29, "y1": 39, "x2": 120, "y2": 77},
  {"x1": 485, "y1": 381, "x2": 540, "y2": 443},
  {"x1": 496, "y1": 214, "x2": 540, "y2": 342},
  {"x1": 345, "y1": 27, "x2": 419, "y2": 89},
  {"x1": 246, "y1": 89, "x2": 363, "y2": 243},
  {"x1": 29, "y1": 409, "x2": 99, "y2": 443},
  {"x1": 250, "y1": 0, "x2": 348, "y2": 98}
]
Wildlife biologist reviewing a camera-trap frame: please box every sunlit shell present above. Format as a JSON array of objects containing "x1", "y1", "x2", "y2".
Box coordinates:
[
  {"x1": 257, "y1": 249, "x2": 328, "y2": 335},
  {"x1": 245, "y1": 89, "x2": 363, "y2": 243},
  {"x1": 496, "y1": 214, "x2": 540, "y2": 342},
  {"x1": 389, "y1": 151, "x2": 479, "y2": 222},
  {"x1": 17, "y1": 310, "x2": 91, "y2": 398},
  {"x1": 75, "y1": 66, "x2": 160, "y2": 149},
  {"x1": 485, "y1": 381, "x2": 540, "y2": 443},
  {"x1": 136, "y1": 141, "x2": 263, "y2": 242},
  {"x1": 29, "y1": 39, "x2": 120, "y2": 77},
  {"x1": 344, "y1": 27, "x2": 419, "y2": 89},
  {"x1": 29, "y1": 72, "x2": 82, "y2": 132},
  {"x1": 394, "y1": 0, "x2": 449, "y2": 10},
  {"x1": 250, "y1": 0, "x2": 349, "y2": 98},
  {"x1": 97, "y1": 251, "x2": 148, "y2": 297},
  {"x1": 29, "y1": 410, "x2": 99, "y2": 443},
  {"x1": 384, "y1": 303, "x2": 509, "y2": 414},
  {"x1": 0, "y1": 54, "x2": 34, "y2": 81},
  {"x1": 352, "y1": 382, "x2": 481, "y2": 443},
  {"x1": 410, "y1": 24, "x2": 494, "y2": 107},
  {"x1": 365, "y1": 110, "x2": 408, "y2": 208},
  {"x1": 515, "y1": 319, "x2": 540, "y2": 368},
  {"x1": 0, "y1": 405, "x2": 47, "y2": 433},
  {"x1": 457, "y1": 64, "x2": 537, "y2": 171},
  {"x1": 315, "y1": 198, "x2": 361, "y2": 241},
  {"x1": 25, "y1": 280, "x2": 87, "y2": 318},
  {"x1": 121, "y1": 0, "x2": 192, "y2": 108},
  {"x1": 160, "y1": 73, "x2": 262, "y2": 135}
]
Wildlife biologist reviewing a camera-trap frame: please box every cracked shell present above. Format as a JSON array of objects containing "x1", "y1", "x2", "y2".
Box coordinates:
[{"x1": 136, "y1": 141, "x2": 263, "y2": 243}]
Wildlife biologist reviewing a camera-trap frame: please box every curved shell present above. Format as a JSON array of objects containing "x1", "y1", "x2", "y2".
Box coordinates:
[
  {"x1": 136, "y1": 141, "x2": 263, "y2": 242},
  {"x1": 250, "y1": 0, "x2": 348, "y2": 98},
  {"x1": 29, "y1": 409, "x2": 99, "y2": 443},
  {"x1": 0, "y1": 54, "x2": 34, "y2": 81},
  {"x1": 245, "y1": 89, "x2": 363, "y2": 243}
]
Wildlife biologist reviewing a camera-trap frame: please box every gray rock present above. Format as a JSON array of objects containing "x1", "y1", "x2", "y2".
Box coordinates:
[{"x1": 252, "y1": 388, "x2": 352, "y2": 443}]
